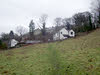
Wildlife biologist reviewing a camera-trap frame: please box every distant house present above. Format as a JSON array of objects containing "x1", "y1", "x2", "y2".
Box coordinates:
[
  {"x1": 34, "y1": 28, "x2": 41, "y2": 35},
  {"x1": 10, "y1": 39, "x2": 18, "y2": 48},
  {"x1": 53, "y1": 28, "x2": 75, "y2": 40}
]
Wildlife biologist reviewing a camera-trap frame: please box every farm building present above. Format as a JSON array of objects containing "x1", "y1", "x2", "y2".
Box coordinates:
[{"x1": 53, "y1": 28, "x2": 75, "y2": 40}]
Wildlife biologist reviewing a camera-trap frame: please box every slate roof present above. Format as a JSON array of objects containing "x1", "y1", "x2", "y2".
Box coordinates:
[{"x1": 53, "y1": 25, "x2": 66, "y2": 34}]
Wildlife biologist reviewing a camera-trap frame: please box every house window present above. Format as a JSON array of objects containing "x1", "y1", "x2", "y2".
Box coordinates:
[{"x1": 71, "y1": 32, "x2": 73, "y2": 35}]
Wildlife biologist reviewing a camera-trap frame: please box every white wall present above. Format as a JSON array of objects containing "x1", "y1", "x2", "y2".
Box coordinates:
[
  {"x1": 69, "y1": 30, "x2": 75, "y2": 37},
  {"x1": 59, "y1": 28, "x2": 68, "y2": 40},
  {"x1": 11, "y1": 39, "x2": 18, "y2": 47},
  {"x1": 53, "y1": 28, "x2": 69, "y2": 40},
  {"x1": 53, "y1": 33, "x2": 59, "y2": 40}
]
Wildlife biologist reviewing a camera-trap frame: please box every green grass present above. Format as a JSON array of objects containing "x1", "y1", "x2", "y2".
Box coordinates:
[{"x1": 0, "y1": 29, "x2": 100, "y2": 75}]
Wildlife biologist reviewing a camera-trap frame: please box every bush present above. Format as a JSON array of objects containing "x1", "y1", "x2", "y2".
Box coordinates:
[
  {"x1": 0, "y1": 42, "x2": 7, "y2": 50},
  {"x1": 83, "y1": 24, "x2": 91, "y2": 32},
  {"x1": 74, "y1": 24, "x2": 94, "y2": 33}
]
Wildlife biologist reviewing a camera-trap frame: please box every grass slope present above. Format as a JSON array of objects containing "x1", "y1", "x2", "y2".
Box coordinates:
[{"x1": 0, "y1": 29, "x2": 100, "y2": 75}]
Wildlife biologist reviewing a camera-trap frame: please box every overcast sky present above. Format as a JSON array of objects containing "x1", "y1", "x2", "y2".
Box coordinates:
[{"x1": 0, "y1": 0, "x2": 91, "y2": 34}]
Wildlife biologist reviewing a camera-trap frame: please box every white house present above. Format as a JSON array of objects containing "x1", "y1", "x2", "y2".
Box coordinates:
[
  {"x1": 10, "y1": 39, "x2": 18, "y2": 47},
  {"x1": 53, "y1": 28, "x2": 75, "y2": 40}
]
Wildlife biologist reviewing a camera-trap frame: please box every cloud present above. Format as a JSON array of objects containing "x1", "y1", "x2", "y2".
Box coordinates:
[{"x1": 0, "y1": 0, "x2": 91, "y2": 33}]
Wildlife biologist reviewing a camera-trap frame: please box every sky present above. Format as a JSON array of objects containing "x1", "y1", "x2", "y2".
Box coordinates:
[{"x1": 0, "y1": 0, "x2": 91, "y2": 34}]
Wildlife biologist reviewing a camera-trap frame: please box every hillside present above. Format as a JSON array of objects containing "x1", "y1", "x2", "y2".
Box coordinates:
[{"x1": 0, "y1": 29, "x2": 100, "y2": 75}]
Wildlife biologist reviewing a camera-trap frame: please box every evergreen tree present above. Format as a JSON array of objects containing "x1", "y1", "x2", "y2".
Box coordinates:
[
  {"x1": 39, "y1": 14, "x2": 48, "y2": 42},
  {"x1": 9, "y1": 30, "x2": 14, "y2": 39},
  {"x1": 88, "y1": 15, "x2": 93, "y2": 30},
  {"x1": 42, "y1": 23, "x2": 46, "y2": 36},
  {"x1": 29, "y1": 20, "x2": 35, "y2": 40},
  {"x1": 66, "y1": 22, "x2": 71, "y2": 30}
]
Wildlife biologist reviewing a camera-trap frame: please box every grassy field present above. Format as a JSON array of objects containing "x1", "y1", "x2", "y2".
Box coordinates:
[{"x1": 0, "y1": 29, "x2": 100, "y2": 75}]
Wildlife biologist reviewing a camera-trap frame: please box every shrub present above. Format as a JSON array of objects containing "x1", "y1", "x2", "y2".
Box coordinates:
[
  {"x1": 0, "y1": 42, "x2": 7, "y2": 50},
  {"x1": 83, "y1": 24, "x2": 91, "y2": 32}
]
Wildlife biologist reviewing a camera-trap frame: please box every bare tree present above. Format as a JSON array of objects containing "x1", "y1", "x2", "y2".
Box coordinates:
[
  {"x1": 54, "y1": 17, "x2": 62, "y2": 29},
  {"x1": 62, "y1": 18, "x2": 72, "y2": 30},
  {"x1": 39, "y1": 14, "x2": 48, "y2": 42},
  {"x1": 54, "y1": 17, "x2": 62, "y2": 40},
  {"x1": 39, "y1": 14, "x2": 48, "y2": 25},
  {"x1": 16, "y1": 26, "x2": 28, "y2": 41}
]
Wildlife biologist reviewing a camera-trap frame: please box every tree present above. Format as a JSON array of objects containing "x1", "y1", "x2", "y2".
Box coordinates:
[
  {"x1": 1, "y1": 33, "x2": 10, "y2": 41},
  {"x1": 54, "y1": 17, "x2": 62, "y2": 31},
  {"x1": 73, "y1": 13, "x2": 86, "y2": 26},
  {"x1": 54, "y1": 17, "x2": 62, "y2": 40},
  {"x1": 9, "y1": 30, "x2": 14, "y2": 39},
  {"x1": 29, "y1": 20, "x2": 35, "y2": 40},
  {"x1": 88, "y1": 15, "x2": 93, "y2": 30},
  {"x1": 91, "y1": 0, "x2": 100, "y2": 27},
  {"x1": 16, "y1": 26, "x2": 28, "y2": 41},
  {"x1": 39, "y1": 14, "x2": 48, "y2": 42},
  {"x1": 62, "y1": 18, "x2": 71, "y2": 30},
  {"x1": 14, "y1": 34, "x2": 20, "y2": 42},
  {"x1": 39, "y1": 14, "x2": 48, "y2": 25},
  {"x1": 73, "y1": 12, "x2": 93, "y2": 32}
]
